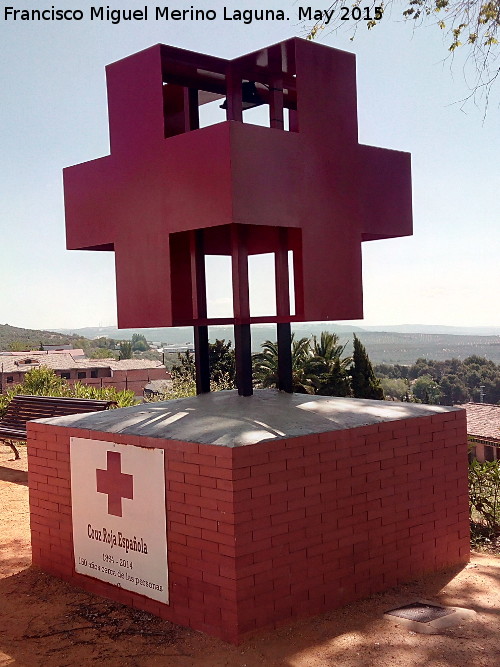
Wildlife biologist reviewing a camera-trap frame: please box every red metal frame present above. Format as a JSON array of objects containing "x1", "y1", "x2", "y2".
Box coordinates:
[{"x1": 64, "y1": 39, "x2": 412, "y2": 330}]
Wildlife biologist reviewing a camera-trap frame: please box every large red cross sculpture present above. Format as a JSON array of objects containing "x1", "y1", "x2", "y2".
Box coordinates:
[
  {"x1": 96, "y1": 451, "x2": 134, "y2": 517},
  {"x1": 64, "y1": 39, "x2": 412, "y2": 395}
]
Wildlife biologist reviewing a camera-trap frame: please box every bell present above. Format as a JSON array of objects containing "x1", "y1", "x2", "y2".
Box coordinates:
[{"x1": 220, "y1": 81, "x2": 265, "y2": 110}]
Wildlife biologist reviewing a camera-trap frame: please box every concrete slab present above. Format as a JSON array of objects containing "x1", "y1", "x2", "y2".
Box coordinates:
[{"x1": 33, "y1": 389, "x2": 462, "y2": 447}]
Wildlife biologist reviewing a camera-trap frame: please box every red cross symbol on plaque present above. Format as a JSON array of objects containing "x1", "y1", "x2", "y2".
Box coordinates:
[{"x1": 96, "y1": 451, "x2": 134, "y2": 517}]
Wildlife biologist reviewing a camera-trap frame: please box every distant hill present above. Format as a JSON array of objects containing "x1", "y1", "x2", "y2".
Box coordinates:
[
  {"x1": 362, "y1": 324, "x2": 500, "y2": 336},
  {"x1": 344, "y1": 330, "x2": 500, "y2": 365},
  {"x1": 4, "y1": 322, "x2": 499, "y2": 365},
  {"x1": 54, "y1": 323, "x2": 500, "y2": 365},
  {"x1": 0, "y1": 324, "x2": 84, "y2": 351},
  {"x1": 55, "y1": 323, "x2": 364, "y2": 351}
]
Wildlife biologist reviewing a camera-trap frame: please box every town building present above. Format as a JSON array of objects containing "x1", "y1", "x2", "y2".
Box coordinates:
[
  {"x1": 0, "y1": 350, "x2": 169, "y2": 397},
  {"x1": 462, "y1": 402, "x2": 500, "y2": 461}
]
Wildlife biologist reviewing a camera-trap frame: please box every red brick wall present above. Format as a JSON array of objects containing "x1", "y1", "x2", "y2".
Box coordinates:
[
  {"x1": 1, "y1": 370, "x2": 24, "y2": 387},
  {"x1": 68, "y1": 368, "x2": 170, "y2": 394},
  {"x1": 27, "y1": 408, "x2": 469, "y2": 644},
  {"x1": 229, "y1": 410, "x2": 469, "y2": 636}
]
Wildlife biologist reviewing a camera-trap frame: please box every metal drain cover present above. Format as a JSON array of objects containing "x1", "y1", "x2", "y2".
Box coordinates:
[
  {"x1": 384, "y1": 600, "x2": 476, "y2": 634},
  {"x1": 386, "y1": 602, "x2": 455, "y2": 623}
]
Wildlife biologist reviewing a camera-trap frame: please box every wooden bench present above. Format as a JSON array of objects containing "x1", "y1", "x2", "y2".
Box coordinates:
[{"x1": 0, "y1": 395, "x2": 117, "y2": 459}]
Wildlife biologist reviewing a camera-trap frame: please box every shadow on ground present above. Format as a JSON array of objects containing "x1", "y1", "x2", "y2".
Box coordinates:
[
  {"x1": 0, "y1": 464, "x2": 28, "y2": 486},
  {"x1": 1, "y1": 447, "x2": 498, "y2": 666},
  {"x1": 1, "y1": 558, "x2": 498, "y2": 667}
]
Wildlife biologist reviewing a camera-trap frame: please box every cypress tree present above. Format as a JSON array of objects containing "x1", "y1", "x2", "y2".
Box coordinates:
[
  {"x1": 350, "y1": 335, "x2": 384, "y2": 400},
  {"x1": 318, "y1": 358, "x2": 352, "y2": 397}
]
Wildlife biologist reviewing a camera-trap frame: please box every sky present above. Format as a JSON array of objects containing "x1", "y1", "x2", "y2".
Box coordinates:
[{"x1": 1, "y1": 1, "x2": 499, "y2": 331}]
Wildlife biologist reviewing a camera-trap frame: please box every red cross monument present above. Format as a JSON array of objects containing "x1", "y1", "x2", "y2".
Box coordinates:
[{"x1": 63, "y1": 39, "x2": 412, "y2": 396}]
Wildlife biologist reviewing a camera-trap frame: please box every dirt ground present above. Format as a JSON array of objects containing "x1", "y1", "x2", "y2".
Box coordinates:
[{"x1": 1, "y1": 445, "x2": 500, "y2": 667}]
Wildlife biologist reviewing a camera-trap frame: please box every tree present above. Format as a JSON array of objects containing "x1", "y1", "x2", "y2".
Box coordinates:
[
  {"x1": 310, "y1": 331, "x2": 348, "y2": 362},
  {"x1": 317, "y1": 357, "x2": 352, "y2": 396},
  {"x1": 89, "y1": 347, "x2": 117, "y2": 360},
  {"x1": 304, "y1": 332, "x2": 352, "y2": 396},
  {"x1": 94, "y1": 337, "x2": 116, "y2": 349},
  {"x1": 208, "y1": 339, "x2": 236, "y2": 386},
  {"x1": 131, "y1": 333, "x2": 149, "y2": 352},
  {"x1": 119, "y1": 341, "x2": 133, "y2": 360},
  {"x1": 350, "y1": 334, "x2": 385, "y2": 399},
  {"x1": 380, "y1": 377, "x2": 409, "y2": 401},
  {"x1": 167, "y1": 349, "x2": 196, "y2": 397},
  {"x1": 412, "y1": 374, "x2": 443, "y2": 404},
  {"x1": 253, "y1": 335, "x2": 313, "y2": 393},
  {"x1": 408, "y1": 358, "x2": 436, "y2": 381},
  {"x1": 439, "y1": 373, "x2": 470, "y2": 404},
  {"x1": 253, "y1": 331, "x2": 352, "y2": 396},
  {"x1": 375, "y1": 363, "x2": 410, "y2": 380},
  {"x1": 11, "y1": 365, "x2": 67, "y2": 397},
  {"x1": 171, "y1": 349, "x2": 195, "y2": 379},
  {"x1": 480, "y1": 376, "x2": 500, "y2": 404},
  {"x1": 306, "y1": 0, "x2": 500, "y2": 109},
  {"x1": 8, "y1": 341, "x2": 30, "y2": 352},
  {"x1": 171, "y1": 340, "x2": 236, "y2": 391},
  {"x1": 378, "y1": 354, "x2": 500, "y2": 405},
  {"x1": 133, "y1": 349, "x2": 163, "y2": 362}
]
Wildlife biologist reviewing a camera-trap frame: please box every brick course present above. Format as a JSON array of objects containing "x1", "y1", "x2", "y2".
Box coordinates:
[{"x1": 27, "y1": 408, "x2": 469, "y2": 644}]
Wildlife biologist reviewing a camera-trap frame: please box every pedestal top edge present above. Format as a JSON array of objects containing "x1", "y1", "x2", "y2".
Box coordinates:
[{"x1": 31, "y1": 389, "x2": 462, "y2": 447}]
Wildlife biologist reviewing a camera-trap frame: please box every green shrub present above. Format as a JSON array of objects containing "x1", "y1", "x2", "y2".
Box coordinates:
[
  {"x1": 0, "y1": 366, "x2": 137, "y2": 417},
  {"x1": 469, "y1": 459, "x2": 500, "y2": 547},
  {"x1": 69, "y1": 382, "x2": 137, "y2": 407},
  {"x1": 144, "y1": 373, "x2": 234, "y2": 403}
]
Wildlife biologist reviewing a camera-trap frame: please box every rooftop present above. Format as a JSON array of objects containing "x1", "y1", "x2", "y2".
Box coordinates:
[
  {"x1": 462, "y1": 402, "x2": 500, "y2": 444},
  {"x1": 0, "y1": 351, "x2": 165, "y2": 374}
]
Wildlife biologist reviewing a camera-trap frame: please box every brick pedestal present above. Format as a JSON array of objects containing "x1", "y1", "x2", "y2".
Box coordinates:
[{"x1": 27, "y1": 390, "x2": 470, "y2": 644}]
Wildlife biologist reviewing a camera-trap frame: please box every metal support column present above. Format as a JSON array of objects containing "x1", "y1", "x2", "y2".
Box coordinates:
[
  {"x1": 234, "y1": 324, "x2": 253, "y2": 397},
  {"x1": 231, "y1": 225, "x2": 253, "y2": 396},
  {"x1": 275, "y1": 227, "x2": 293, "y2": 393},
  {"x1": 190, "y1": 229, "x2": 210, "y2": 394},
  {"x1": 277, "y1": 323, "x2": 293, "y2": 393}
]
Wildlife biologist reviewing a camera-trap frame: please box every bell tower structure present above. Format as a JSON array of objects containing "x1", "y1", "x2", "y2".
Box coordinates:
[{"x1": 64, "y1": 39, "x2": 412, "y2": 395}]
